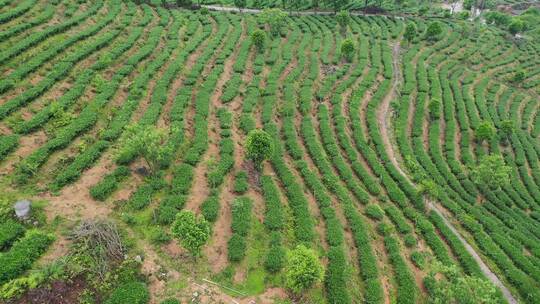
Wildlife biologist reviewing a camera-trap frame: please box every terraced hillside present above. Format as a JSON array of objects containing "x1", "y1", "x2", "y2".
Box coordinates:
[{"x1": 0, "y1": 1, "x2": 539, "y2": 303}]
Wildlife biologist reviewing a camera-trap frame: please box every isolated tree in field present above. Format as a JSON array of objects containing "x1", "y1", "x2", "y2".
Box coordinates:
[
  {"x1": 245, "y1": 129, "x2": 274, "y2": 170},
  {"x1": 404, "y1": 23, "x2": 417, "y2": 44},
  {"x1": 426, "y1": 263, "x2": 498, "y2": 304},
  {"x1": 511, "y1": 69, "x2": 525, "y2": 83},
  {"x1": 471, "y1": 154, "x2": 511, "y2": 190},
  {"x1": 508, "y1": 18, "x2": 525, "y2": 35},
  {"x1": 171, "y1": 210, "x2": 211, "y2": 257},
  {"x1": 425, "y1": 22, "x2": 443, "y2": 40},
  {"x1": 475, "y1": 120, "x2": 496, "y2": 143},
  {"x1": 285, "y1": 245, "x2": 324, "y2": 294},
  {"x1": 341, "y1": 38, "x2": 355, "y2": 62},
  {"x1": 251, "y1": 29, "x2": 266, "y2": 52},
  {"x1": 336, "y1": 10, "x2": 350, "y2": 35},
  {"x1": 260, "y1": 8, "x2": 288, "y2": 37},
  {"x1": 428, "y1": 98, "x2": 440, "y2": 120},
  {"x1": 118, "y1": 125, "x2": 171, "y2": 174},
  {"x1": 420, "y1": 179, "x2": 440, "y2": 201},
  {"x1": 499, "y1": 119, "x2": 513, "y2": 144},
  {"x1": 234, "y1": 0, "x2": 247, "y2": 11}
]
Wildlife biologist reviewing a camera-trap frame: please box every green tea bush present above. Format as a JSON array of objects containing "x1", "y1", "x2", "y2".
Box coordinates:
[
  {"x1": 89, "y1": 166, "x2": 131, "y2": 201},
  {"x1": 0, "y1": 135, "x2": 19, "y2": 161},
  {"x1": 105, "y1": 281, "x2": 149, "y2": 304},
  {"x1": 0, "y1": 231, "x2": 54, "y2": 284},
  {"x1": 365, "y1": 204, "x2": 384, "y2": 221},
  {"x1": 233, "y1": 171, "x2": 249, "y2": 194},
  {"x1": 201, "y1": 195, "x2": 220, "y2": 222},
  {"x1": 0, "y1": 220, "x2": 25, "y2": 250},
  {"x1": 227, "y1": 233, "x2": 247, "y2": 262},
  {"x1": 157, "y1": 195, "x2": 187, "y2": 225}
]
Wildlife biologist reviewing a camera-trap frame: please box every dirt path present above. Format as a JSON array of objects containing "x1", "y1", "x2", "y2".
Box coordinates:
[
  {"x1": 378, "y1": 40, "x2": 519, "y2": 304},
  {"x1": 377, "y1": 41, "x2": 409, "y2": 180}
]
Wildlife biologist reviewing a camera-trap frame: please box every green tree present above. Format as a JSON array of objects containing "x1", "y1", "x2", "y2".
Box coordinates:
[
  {"x1": 428, "y1": 98, "x2": 440, "y2": 120},
  {"x1": 471, "y1": 154, "x2": 511, "y2": 190},
  {"x1": 341, "y1": 38, "x2": 355, "y2": 62},
  {"x1": 426, "y1": 263, "x2": 498, "y2": 304},
  {"x1": 234, "y1": 0, "x2": 247, "y2": 11},
  {"x1": 511, "y1": 69, "x2": 525, "y2": 83},
  {"x1": 285, "y1": 245, "x2": 324, "y2": 293},
  {"x1": 508, "y1": 18, "x2": 525, "y2": 35},
  {"x1": 425, "y1": 22, "x2": 443, "y2": 40},
  {"x1": 118, "y1": 125, "x2": 172, "y2": 174},
  {"x1": 499, "y1": 119, "x2": 513, "y2": 144},
  {"x1": 171, "y1": 211, "x2": 211, "y2": 257},
  {"x1": 250, "y1": 29, "x2": 266, "y2": 52},
  {"x1": 260, "y1": 8, "x2": 288, "y2": 37},
  {"x1": 475, "y1": 120, "x2": 496, "y2": 143},
  {"x1": 420, "y1": 179, "x2": 440, "y2": 201},
  {"x1": 336, "y1": 10, "x2": 350, "y2": 35},
  {"x1": 404, "y1": 23, "x2": 417, "y2": 43},
  {"x1": 245, "y1": 129, "x2": 274, "y2": 170}
]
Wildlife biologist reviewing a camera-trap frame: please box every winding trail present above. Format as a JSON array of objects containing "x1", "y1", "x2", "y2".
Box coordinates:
[{"x1": 378, "y1": 40, "x2": 519, "y2": 304}]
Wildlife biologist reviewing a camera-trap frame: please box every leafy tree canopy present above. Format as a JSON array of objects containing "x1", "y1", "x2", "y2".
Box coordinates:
[
  {"x1": 336, "y1": 10, "x2": 350, "y2": 30},
  {"x1": 404, "y1": 22, "x2": 417, "y2": 42},
  {"x1": 285, "y1": 245, "x2": 324, "y2": 293},
  {"x1": 475, "y1": 120, "x2": 496, "y2": 143},
  {"x1": 471, "y1": 154, "x2": 511, "y2": 190},
  {"x1": 260, "y1": 8, "x2": 288, "y2": 37},
  {"x1": 118, "y1": 125, "x2": 172, "y2": 174},
  {"x1": 171, "y1": 210, "x2": 211, "y2": 257},
  {"x1": 341, "y1": 38, "x2": 355, "y2": 62},
  {"x1": 245, "y1": 129, "x2": 274, "y2": 170},
  {"x1": 250, "y1": 29, "x2": 266, "y2": 52},
  {"x1": 427, "y1": 263, "x2": 499, "y2": 304},
  {"x1": 425, "y1": 22, "x2": 443, "y2": 40}
]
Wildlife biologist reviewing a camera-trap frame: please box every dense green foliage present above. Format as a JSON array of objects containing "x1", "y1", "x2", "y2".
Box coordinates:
[
  {"x1": 0, "y1": 231, "x2": 54, "y2": 284},
  {"x1": 284, "y1": 245, "x2": 324, "y2": 294},
  {"x1": 104, "y1": 281, "x2": 150, "y2": 304},
  {"x1": 171, "y1": 211, "x2": 211, "y2": 257}
]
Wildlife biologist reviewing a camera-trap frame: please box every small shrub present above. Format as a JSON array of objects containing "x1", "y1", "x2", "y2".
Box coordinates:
[
  {"x1": 227, "y1": 233, "x2": 246, "y2": 262},
  {"x1": 365, "y1": 204, "x2": 384, "y2": 221},
  {"x1": 149, "y1": 227, "x2": 171, "y2": 245},
  {"x1": 404, "y1": 234, "x2": 417, "y2": 248},
  {"x1": 425, "y1": 22, "x2": 443, "y2": 40},
  {"x1": 250, "y1": 30, "x2": 266, "y2": 52},
  {"x1": 105, "y1": 281, "x2": 149, "y2": 304},
  {"x1": 201, "y1": 196, "x2": 220, "y2": 222},
  {"x1": 233, "y1": 171, "x2": 249, "y2": 194},
  {"x1": 341, "y1": 39, "x2": 355, "y2": 62},
  {"x1": 410, "y1": 251, "x2": 425, "y2": 269},
  {"x1": 376, "y1": 222, "x2": 393, "y2": 236}
]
